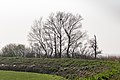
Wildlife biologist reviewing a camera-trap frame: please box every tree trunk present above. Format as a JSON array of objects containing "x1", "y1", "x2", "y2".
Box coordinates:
[
  {"x1": 54, "y1": 34, "x2": 57, "y2": 58},
  {"x1": 94, "y1": 35, "x2": 97, "y2": 59},
  {"x1": 59, "y1": 35, "x2": 62, "y2": 58},
  {"x1": 66, "y1": 36, "x2": 70, "y2": 58}
]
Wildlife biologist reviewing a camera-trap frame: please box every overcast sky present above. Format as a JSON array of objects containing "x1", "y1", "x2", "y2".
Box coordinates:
[{"x1": 0, "y1": 0, "x2": 120, "y2": 56}]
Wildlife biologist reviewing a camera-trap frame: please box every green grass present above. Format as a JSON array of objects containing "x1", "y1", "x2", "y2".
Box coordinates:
[
  {"x1": 109, "y1": 73, "x2": 120, "y2": 80},
  {"x1": 0, "y1": 57, "x2": 120, "y2": 80},
  {"x1": 0, "y1": 70, "x2": 66, "y2": 80}
]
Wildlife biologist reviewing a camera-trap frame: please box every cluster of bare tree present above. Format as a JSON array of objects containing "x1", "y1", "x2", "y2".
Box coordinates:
[
  {"x1": 0, "y1": 44, "x2": 33, "y2": 57},
  {"x1": 0, "y1": 12, "x2": 101, "y2": 59},
  {"x1": 1, "y1": 44, "x2": 25, "y2": 57},
  {"x1": 28, "y1": 12, "x2": 102, "y2": 58}
]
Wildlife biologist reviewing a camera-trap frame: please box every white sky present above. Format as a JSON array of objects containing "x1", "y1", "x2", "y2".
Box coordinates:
[{"x1": 0, "y1": 0, "x2": 120, "y2": 56}]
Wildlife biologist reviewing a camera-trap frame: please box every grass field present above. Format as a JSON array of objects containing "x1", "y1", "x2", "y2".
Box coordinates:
[
  {"x1": 0, "y1": 57, "x2": 120, "y2": 80},
  {"x1": 0, "y1": 70, "x2": 66, "y2": 80}
]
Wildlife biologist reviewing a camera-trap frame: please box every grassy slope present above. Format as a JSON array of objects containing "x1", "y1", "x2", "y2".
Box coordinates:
[
  {"x1": 109, "y1": 73, "x2": 120, "y2": 80},
  {"x1": 0, "y1": 57, "x2": 120, "y2": 80},
  {"x1": 0, "y1": 70, "x2": 66, "y2": 80}
]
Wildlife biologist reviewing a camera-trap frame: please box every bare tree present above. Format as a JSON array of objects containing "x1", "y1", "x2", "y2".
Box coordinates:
[
  {"x1": 45, "y1": 12, "x2": 87, "y2": 58},
  {"x1": 28, "y1": 18, "x2": 55, "y2": 58},
  {"x1": 45, "y1": 12, "x2": 66, "y2": 58},
  {"x1": 1, "y1": 43, "x2": 26, "y2": 57},
  {"x1": 61, "y1": 13, "x2": 87, "y2": 58},
  {"x1": 77, "y1": 42, "x2": 93, "y2": 59},
  {"x1": 28, "y1": 18, "x2": 48, "y2": 57},
  {"x1": 43, "y1": 27, "x2": 54, "y2": 57},
  {"x1": 89, "y1": 35, "x2": 102, "y2": 59},
  {"x1": 28, "y1": 12, "x2": 96, "y2": 58}
]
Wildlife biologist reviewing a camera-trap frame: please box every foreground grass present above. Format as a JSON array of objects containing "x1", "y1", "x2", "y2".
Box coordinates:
[
  {"x1": 0, "y1": 70, "x2": 66, "y2": 80},
  {"x1": 109, "y1": 73, "x2": 120, "y2": 80}
]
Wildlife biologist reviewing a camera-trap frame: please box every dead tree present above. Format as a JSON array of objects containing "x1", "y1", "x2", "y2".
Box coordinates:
[{"x1": 89, "y1": 35, "x2": 102, "y2": 59}]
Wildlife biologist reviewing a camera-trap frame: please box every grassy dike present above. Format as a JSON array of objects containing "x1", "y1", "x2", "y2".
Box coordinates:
[{"x1": 0, "y1": 57, "x2": 120, "y2": 80}]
